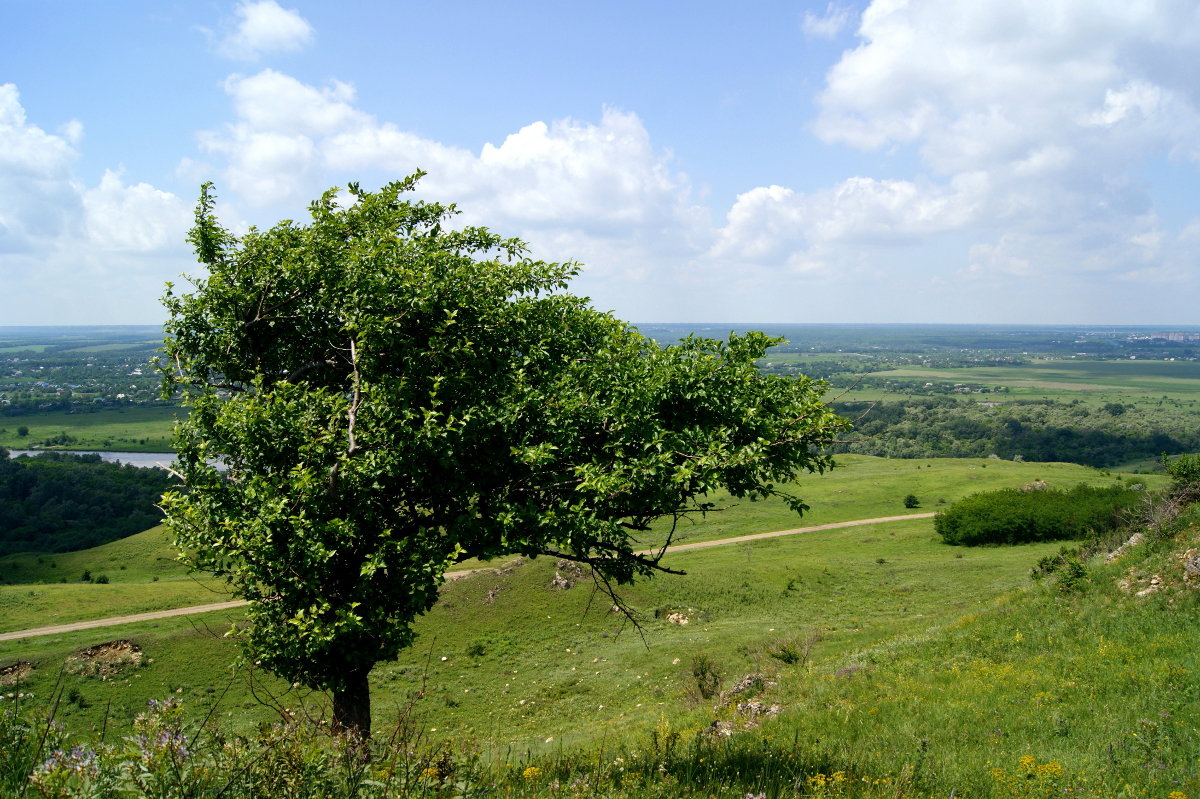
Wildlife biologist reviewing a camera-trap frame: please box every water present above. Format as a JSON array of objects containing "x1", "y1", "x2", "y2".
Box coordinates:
[{"x1": 5, "y1": 449, "x2": 176, "y2": 470}]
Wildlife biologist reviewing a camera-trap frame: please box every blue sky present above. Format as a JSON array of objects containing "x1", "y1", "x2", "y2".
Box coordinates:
[{"x1": 3, "y1": 1, "x2": 1199, "y2": 325}]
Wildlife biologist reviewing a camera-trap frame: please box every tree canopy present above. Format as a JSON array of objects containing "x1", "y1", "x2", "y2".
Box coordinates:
[
  {"x1": 0, "y1": 449, "x2": 171, "y2": 558},
  {"x1": 159, "y1": 173, "x2": 850, "y2": 736}
]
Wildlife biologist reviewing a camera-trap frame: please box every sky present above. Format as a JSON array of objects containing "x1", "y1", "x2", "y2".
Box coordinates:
[{"x1": 2, "y1": 0, "x2": 1199, "y2": 326}]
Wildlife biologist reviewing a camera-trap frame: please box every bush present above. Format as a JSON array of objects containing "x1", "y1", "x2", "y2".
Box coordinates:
[
  {"x1": 903, "y1": 494, "x2": 920, "y2": 508},
  {"x1": 1165, "y1": 452, "x2": 1200, "y2": 498},
  {"x1": 691, "y1": 654, "x2": 722, "y2": 699},
  {"x1": 935, "y1": 484, "x2": 1141, "y2": 546}
]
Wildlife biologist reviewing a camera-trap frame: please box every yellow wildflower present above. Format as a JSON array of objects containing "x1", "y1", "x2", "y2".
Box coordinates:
[{"x1": 522, "y1": 766, "x2": 542, "y2": 781}]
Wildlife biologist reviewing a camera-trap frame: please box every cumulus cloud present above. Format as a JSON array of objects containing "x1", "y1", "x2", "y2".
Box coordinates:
[
  {"x1": 216, "y1": 0, "x2": 314, "y2": 61},
  {"x1": 185, "y1": 1, "x2": 1200, "y2": 322},
  {"x1": 784, "y1": 0, "x2": 1200, "y2": 297},
  {"x1": 83, "y1": 170, "x2": 191, "y2": 252},
  {"x1": 0, "y1": 84, "x2": 191, "y2": 323},
  {"x1": 197, "y1": 70, "x2": 710, "y2": 288},
  {"x1": 0, "y1": 83, "x2": 82, "y2": 253},
  {"x1": 802, "y1": 3, "x2": 855, "y2": 39}
]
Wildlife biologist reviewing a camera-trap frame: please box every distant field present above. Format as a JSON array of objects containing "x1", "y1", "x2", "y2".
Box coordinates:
[
  {"x1": 0, "y1": 405, "x2": 178, "y2": 451},
  {"x1": 0, "y1": 344, "x2": 52, "y2": 353},
  {"x1": 61, "y1": 340, "x2": 162, "y2": 353},
  {"x1": 869, "y1": 359, "x2": 1200, "y2": 401}
]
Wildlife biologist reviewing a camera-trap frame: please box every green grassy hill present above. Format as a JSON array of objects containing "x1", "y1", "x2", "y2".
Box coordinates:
[{"x1": 0, "y1": 456, "x2": 1193, "y2": 797}]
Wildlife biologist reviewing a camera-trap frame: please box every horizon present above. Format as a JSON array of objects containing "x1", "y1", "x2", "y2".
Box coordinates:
[{"x1": 5, "y1": 322, "x2": 1200, "y2": 332}]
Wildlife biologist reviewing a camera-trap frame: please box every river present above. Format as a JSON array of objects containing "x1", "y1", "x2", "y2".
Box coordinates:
[{"x1": 5, "y1": 449, "x2": 176, "y2": 469}]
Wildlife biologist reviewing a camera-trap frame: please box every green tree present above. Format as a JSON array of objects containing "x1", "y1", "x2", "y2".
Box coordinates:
[{"x1": 159, "y1": 174, "x2": 850, "y2": 737}]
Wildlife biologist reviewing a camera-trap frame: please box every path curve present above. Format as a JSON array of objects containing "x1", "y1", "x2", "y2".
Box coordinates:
[{"x1": 0, "y1": 512, "x2": 936, "y2": 642}]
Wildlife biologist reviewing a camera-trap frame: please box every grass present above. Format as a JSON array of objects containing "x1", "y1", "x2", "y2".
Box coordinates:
[
  {"x1": 5, "y1": 509, "x2": 1199, "y2": 797},
  {"x1": 863, "y1": 359, "x2": 1200, "y2": 403},
  {"x1": 0, "y1": 406, "x2": 178, "y2": 452},
  {"x1": 0, "y1": 526, "x2": 225, "y2": 629},
  {"x1": 0, "y1": 455, "x2": 1192, "y2": 798},
  {"x1": 0, "y1": 453, "x2": 1149, "y2": 744},
  {"x1": 633, "y1": 455, "x2": 1164, "y2": 550}
]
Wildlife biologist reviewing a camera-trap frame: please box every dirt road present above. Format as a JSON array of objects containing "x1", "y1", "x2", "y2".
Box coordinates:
[{"x1": 1, "y1": 512, "x2": 935, "y2": 643}]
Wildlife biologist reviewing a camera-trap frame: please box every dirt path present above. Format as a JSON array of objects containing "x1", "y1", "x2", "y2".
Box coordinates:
[{"x1": 0, "y1": 512, "x2": 936, "y2": 643}]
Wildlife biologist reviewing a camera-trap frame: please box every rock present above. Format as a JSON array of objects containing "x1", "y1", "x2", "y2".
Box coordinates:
[
  {"x1": 666, "y1": 612, "x2": 689, "y2": 625},
  {"x1": 704, "y1": 720, "x2": 736, "y2": 738},
  {"x1": 1106, "y1": 532, "x2": 1147, "y2": 563}
]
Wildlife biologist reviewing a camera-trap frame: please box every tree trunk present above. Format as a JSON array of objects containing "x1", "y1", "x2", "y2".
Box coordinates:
[{"x1": 332, "y1": 668, "x2": 372, "y2": 739}]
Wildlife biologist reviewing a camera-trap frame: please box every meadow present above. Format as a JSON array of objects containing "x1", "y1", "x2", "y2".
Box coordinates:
[
  {"x1": 2, "y1": 322, "x2": 1199, "y2": 795},
  {"x1": 1, "y1": 455, "x2": 1187, "y2": 798},
  {"x1": 868, "y1": 359, "x2": 1200, "y2": 402},
  {"x1": 0, "y1": 406, "x2": 177, "y2": 452}
]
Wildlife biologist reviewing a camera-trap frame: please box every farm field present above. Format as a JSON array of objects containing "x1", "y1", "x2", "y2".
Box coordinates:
[
  {"x1": 863, "y1": 359, "x2": 1200, "y2": 402},
  {"x1": 0, "y1": 406, "x2": 177, "y2": 452}
]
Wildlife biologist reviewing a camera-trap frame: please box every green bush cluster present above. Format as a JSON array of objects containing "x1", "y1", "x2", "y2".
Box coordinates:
[
  {"x1": 830, "y1": 397, "x2": 1197, "y2": 467},
  {"x1": 0, "y1": 448, "x2": 171, "y2": 556},
  {"x1": 934, "y1": 483, "x2": 1142, "y2": 546}
]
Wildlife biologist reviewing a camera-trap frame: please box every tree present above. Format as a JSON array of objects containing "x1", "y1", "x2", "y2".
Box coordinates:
[
  {"x1": 903, "y1": 494, "x2": 920, "y2": 509},
  {"x1": 159, "y1": 174, "x2": 850, "y2": 737}
]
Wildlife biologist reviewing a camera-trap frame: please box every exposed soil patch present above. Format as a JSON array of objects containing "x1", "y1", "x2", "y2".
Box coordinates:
[
  {"x1": 65, "y1": 639, "x2": 143, "y2": 679},
  {"x1": 0, "y1": 660, "x2": 32, "y2": 687}
]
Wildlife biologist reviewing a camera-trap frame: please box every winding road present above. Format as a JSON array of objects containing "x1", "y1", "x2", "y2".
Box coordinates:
[{"x1": 0, "y1": 512, "x2": 935, "y2": 643}]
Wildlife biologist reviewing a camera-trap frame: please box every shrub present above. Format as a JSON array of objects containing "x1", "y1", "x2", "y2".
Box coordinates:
[
  {"x1": 903, "y1": 494, "x2": 920, "y2": 508},
  {"x1": 1165, "y1": 452, "x2": 1200, "y2": 500},
  {"x1": 935, "y1": 484, "x2": 1141, "y2": 546},
  {"x1": 691, "y1": 654, "x2": 723, "y2": 699}
]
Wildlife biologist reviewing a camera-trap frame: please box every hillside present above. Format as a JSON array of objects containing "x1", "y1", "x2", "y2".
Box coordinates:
[{"x1": 0, "y1": 455, "x2": 1194, "y2": 796}]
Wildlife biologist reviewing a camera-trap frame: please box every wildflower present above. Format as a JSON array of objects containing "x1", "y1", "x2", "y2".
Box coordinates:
[
  {"x1": 1018, "y1": 754, "x2": 1037, "y2": 772},
  {"x1": 522, "y1": 766, "x2": 542, "y2": 781},
  {"x1": 420, "y1": 765, "x2": 441, "y2": 780},
  {"x1": 1168, "y1": 792, "x2": 1187, "y2": 799}
]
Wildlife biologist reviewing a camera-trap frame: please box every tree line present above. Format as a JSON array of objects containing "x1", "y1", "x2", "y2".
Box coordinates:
[
  {"x1": 830, "y1": 397, "x2": 1200, "y2": 467},
  {"x1": 0, "y1": 449, "x2": 171, "y2": 557}
]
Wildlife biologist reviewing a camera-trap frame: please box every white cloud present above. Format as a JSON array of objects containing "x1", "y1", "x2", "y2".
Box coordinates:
[
  {"x1": 803, "y1": 3, "x2": 855, "y2": 40},
  {"x1": 181, "y1": 0, "x2": 1200, "y2": 324},
  {"x1": 0, "y1": 83, "x2": 81, "y2": 253},
  {"x1": 197, "y1": 70, "x2": 367, "y2": 206},
  {"x1": 198, "y1": 71, "x2": 710, "y2": 285},
  {"x1": 217, "y1": 0, "x2": 314, "y2": 61},
  {"x1": 0, "y1": 85, "x2": 192, "y2": 323},
  {"x1": 83, "y1": 170, "x2": 191, "y2": 252},
  {"x1": 786, "y1": 0, "x2": 1200, "y2": 301}
]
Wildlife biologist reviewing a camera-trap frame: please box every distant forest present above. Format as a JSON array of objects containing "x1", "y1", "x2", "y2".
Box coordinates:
[
  {"x1": 829, "y1": 397, "x2": 1198, "y2": 467},
  {"x1": 0, "y1": 450, "x2": 170, "y2": 557}
]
